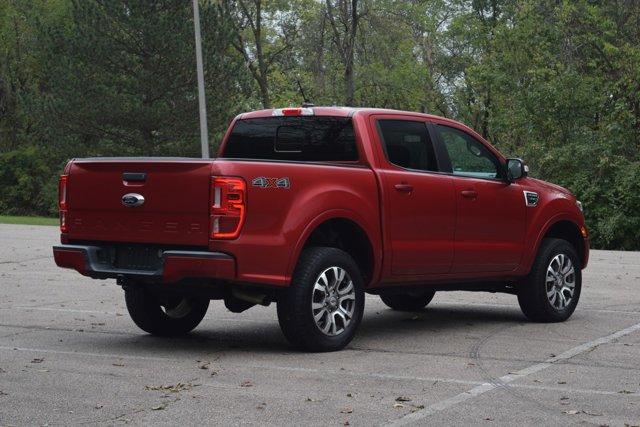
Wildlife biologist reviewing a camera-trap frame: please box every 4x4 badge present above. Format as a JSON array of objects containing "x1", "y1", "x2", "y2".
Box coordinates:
[{"x1": 252, "y1": 177, "x2": 290, "y2": 189}]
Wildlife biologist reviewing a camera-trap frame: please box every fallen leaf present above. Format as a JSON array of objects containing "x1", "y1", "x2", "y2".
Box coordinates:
[
  {"x1": 145, "y1": 383, "x2": 195, "y2": 393},
  {"x1": 30, "y1": 358, "x2": 44, "y2": 364},
  {"x1": 396, "y1": 396, "x2": 412, "y2": 402},
  {"x1": 619, "y1": 390, "x2": 633, "y2": 394},
  {"x1": 112, "y1": 363, "x2": 125, "y2": 367},
  {"x1": 484, "y1": 417, "x2": 493, "y2": 421},
  {"x1": 199, "y1": 362, "x2": 210, "y2": 370},
  {"x1": 340, "y1": 406, "x2": 353, "y2": 414},
  {"x1": 558, "y1": 381, "x2": 567, "y2": 384},
  {"x1": 306, "y1": 398, "x2": 315, "y2": 402},
  {"x1": 564, "y1": 410, "x2": 580, "y2": 415},
  {"x1": 152, "y1": 404, "x2": 166, "y2": 411},
  {"x1": 95, "y1": 404, "x2": 103, "y2": 409},
  {"x1": 240, "y1": 380, "x2": 253, "y2": 388},
  {"x1": 560, "y1": 397, "x2": 569, "y2": 401},
  {"x1": 393, "y1": 403, "x2": 405, "y2": 409}
]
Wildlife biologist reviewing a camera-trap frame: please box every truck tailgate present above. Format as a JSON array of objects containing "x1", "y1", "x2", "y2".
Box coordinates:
[{"x1": 66, "y1": 159, "x2": 212, "y2": 246}]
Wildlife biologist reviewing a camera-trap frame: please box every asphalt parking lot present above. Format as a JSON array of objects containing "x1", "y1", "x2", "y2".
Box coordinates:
[{"x1": 0, "y1": 224, "x2": 639, "y2": 426}]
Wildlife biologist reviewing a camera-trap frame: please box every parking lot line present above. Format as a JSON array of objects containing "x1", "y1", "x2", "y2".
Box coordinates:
[
  {"x1": 389, "y1": 320, "x2": 640, "y2": 426},
  {"x1": 4, "y1": 303, "x2": 640, "y2": 320},
  {"x1": 3, "y1": 306, "x2": 266, "y2": 323},
  {"x1": 1, "y1": 343, "x2": 638, "y2": 401}
]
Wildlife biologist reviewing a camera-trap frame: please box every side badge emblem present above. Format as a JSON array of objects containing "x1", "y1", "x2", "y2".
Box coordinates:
[
  {"x1": 523, "y1": 191, "x2": 539, "y2": 207},
  {"x1": 252, "y1": 177, "x2": 290, "y2": 189},
  {"x1": 122, "y1": 193, "x2": 145, "y2": 207}
]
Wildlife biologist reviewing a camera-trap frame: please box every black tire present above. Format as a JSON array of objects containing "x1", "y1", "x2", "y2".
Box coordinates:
[
  {"x1": 125, "y1": 288, "x2": 209, "y2": 336},
  {"x1": 277, "y1": 247, "x2": 365, "y2": 352},
  {"x1": 517, "y1": 238, "x2": 582, "y2": 322},
  {"x1": 380, "y1": 291, "x2": 436, "y2": 311}
]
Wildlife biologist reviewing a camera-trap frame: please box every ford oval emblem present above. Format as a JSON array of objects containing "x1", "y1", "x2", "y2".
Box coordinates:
[{"x1": 122, "y1": 193, "x2": 145, "y2": 207}]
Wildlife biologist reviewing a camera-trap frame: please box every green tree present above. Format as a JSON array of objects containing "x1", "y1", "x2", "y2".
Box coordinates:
[
  {"x1": 225, "y1": 0, "x2": 300, "y2": 109},
  {"x1": 38, "y1": 0, "x2": 246, "y2": 157}
]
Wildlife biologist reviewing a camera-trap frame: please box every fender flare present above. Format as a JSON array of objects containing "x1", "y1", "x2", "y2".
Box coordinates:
[
  {"x1": 285, "y1": 209, "x2": 382, "y2": 286},
  {"x1": 523, "y1": 213, "x2": 584, "y2": 273}
]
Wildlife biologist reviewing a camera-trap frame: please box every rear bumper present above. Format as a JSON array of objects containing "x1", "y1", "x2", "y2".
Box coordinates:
[{"x1": 53, "y1": 245, "x2": 235, "y2": 283}]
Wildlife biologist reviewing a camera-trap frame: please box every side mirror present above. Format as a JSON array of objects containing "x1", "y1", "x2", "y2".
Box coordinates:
[{"x1": 506, "y1": 158, "x2": 528, "y2": 182}]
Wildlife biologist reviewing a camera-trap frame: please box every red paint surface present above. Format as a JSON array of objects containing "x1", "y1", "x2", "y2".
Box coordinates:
[
  {"x1": 56, "y1": 107, "x2": 589, "y2": 288},
  {"x1": 53, "y1": 249, "x2": 87, "y2": 275}
]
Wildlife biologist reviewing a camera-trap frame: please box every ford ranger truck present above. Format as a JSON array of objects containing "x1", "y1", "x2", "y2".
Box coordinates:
[{"x1": 53, "y1": 107, "x2": 589, "y2": 352}]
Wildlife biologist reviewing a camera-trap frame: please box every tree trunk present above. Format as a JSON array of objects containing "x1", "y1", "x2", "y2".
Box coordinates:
[
  {"x1": 257, "y1": 76, "x2": 271, "y2": 109},
  {"x1": 325, "y1": 0, "x2": 359, "y2": 106}
]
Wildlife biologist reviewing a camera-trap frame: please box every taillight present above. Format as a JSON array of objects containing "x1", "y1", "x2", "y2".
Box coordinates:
[
  {"x1": 210, "y1": 177, "x2": 246, "y2": 239},
  {"x1": 58, "y1": 175, "x2": 68, "y2": 233}
]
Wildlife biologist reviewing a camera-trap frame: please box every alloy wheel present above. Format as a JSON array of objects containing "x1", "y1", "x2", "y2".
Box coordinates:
[
  {"x1": 545, "y1": 253, "x2": 575, "y2": 310},
  {"x1": 311, "y1": 266, "x2": 356, "y2": 336}
]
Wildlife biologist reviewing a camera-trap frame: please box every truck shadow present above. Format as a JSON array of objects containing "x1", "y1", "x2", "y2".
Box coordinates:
[{"x1": 105, "y1": 303, "x2": 527, "y2": 355}]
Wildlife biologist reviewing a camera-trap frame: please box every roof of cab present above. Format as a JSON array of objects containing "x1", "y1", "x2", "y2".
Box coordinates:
[
  {"x1": 238, "y1": 106, "x2": 446, "y2": 121},
  {"x1": 233, "y1": 106, "x2": 499, "y2": 158}
]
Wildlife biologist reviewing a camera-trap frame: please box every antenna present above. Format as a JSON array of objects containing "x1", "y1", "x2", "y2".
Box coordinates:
[{"x1": 296, "y1": 79, "x2": 313, "y2": 107}]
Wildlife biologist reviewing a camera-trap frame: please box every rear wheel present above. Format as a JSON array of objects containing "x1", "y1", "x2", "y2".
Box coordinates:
[
  {"x1": 125, "y1": 288, "x2": 209, "y2": 336},
  {"x1": 380, "y1": 291, "x2": 436, "y2": 311},
  {"x1": 518, "y1": 238, "x2": 581, "y2": 322},
  {"x1": 277, "y1": 247, "x2": 365, "y2": 352}
]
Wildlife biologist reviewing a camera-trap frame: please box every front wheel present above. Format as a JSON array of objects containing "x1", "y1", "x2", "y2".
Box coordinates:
[
  {"x1": 517, "y1": 238, "x2": 582, "y2": 322},
  {"x1": 277, "y1": 247, "x2": 365, "y2": 352},
  {"x1": 125, "y1": 288, "x2": 209, "y2": 336}
]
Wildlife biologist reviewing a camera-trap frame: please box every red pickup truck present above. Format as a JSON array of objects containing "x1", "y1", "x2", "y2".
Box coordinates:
[{"x1": 53, "y1": 107, "x2": 589, "y2": 351}]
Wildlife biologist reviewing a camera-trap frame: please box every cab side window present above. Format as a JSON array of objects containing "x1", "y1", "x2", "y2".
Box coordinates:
[
  {"x1": 377, "y1": 120, "x2": 438, "y2": 171},
  {"x1": 436, "y1": 125, "x2": 500, "y2": 179}
]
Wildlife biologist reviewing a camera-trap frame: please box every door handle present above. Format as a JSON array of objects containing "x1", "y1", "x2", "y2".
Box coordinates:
[
  {"x1": 461, "y1": 190, "x2": 478, "y2": 199},
  {"x1": 394, "y1": 183, "x2": 413, "y2": 194}
]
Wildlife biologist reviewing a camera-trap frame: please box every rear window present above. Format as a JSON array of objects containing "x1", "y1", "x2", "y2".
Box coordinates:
[{"x1": 222, "y1": 117, "x2": 358, "y2": 162}]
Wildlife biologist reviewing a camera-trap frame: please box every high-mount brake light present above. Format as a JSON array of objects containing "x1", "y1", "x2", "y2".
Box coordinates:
[
  {"x1": 210, "y1": 177, "x2": 246, "y2": 239},
  {"x1": 272, "y1": 107, "x2": 314, "y2": 117},
  {"x1": 58, "y1": 175, "x2": 69, "y2": 233}
]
